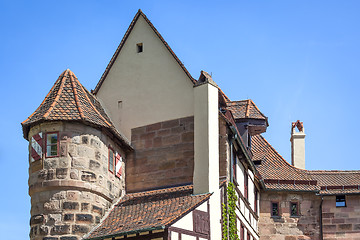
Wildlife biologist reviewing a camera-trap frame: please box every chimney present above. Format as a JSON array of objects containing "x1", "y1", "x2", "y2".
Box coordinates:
[
  {"x1": 193, "y1": 71, "x2": 219, "y2": 194},
  {"x1": 290, "y1": 120, "x2": 306, "y2": 169},
  {"x1": 193, "y1": 71, "x2": 221, "y2": 240}
]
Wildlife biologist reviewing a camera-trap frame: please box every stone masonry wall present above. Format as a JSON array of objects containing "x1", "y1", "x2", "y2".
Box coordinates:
[
  {"x1": 127, "y1": 116, "x2": 194, "y2": 192},
  {"x1": 219, "y1": 117, "x2": 230, "y2": 180},
  {"x1": 322, "y1": 195, "x2": 360, "y2": 240},
  {"x1": 28, "y1": 122, "x2": 126, "y2": 240},
  {"x1": 258, "y1": 191, "x2": 321, "y2": 240}
]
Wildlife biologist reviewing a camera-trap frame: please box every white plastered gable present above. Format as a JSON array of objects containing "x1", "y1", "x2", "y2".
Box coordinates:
[{"x1": 95, "y1": 12, "x2": 195, "y2": 139}]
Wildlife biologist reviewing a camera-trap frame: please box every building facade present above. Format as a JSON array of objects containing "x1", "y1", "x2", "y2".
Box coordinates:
[{"x1": 22, "y1": 10, "x2": 360, "y2": 240}]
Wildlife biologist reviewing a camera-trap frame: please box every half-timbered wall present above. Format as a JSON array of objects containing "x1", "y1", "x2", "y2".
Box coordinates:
[{"x1": 169, "y1": 201, "x2": 210, "y2": 240}]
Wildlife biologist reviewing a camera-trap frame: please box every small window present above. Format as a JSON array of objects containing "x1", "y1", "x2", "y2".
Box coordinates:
[
  {"x1": 108, "y1": 147, "x2": 114, "y2": 173},
  {"x1": 336, "y1": 195, "x2": 346, "y2": 207},
  {"x1": 244, "y1": 171, "x2": 248, "y2": 199},
  {"x1": 46, "y1": 132, "x2": 59, "y2": 157},
  {"x1": 136, "y1": 43, "x2": 143, "y2": 53},
  {"x1": 290, "y1": 202, "x2": 299, "y2": 216},
  {"x1": 271, "y1": 202, "x2": 279, "y2": 217},
  {"x1": 254, "y1": 189, "x2": 258, "y2": 214}
]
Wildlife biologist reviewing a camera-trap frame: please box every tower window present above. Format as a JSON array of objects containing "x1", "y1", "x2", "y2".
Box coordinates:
[
  {"x1": 290, "y1": 202, "x2": 299, "y2": 216},
  {"x1": 108, "y1": 146, "x2": 115, "y2": 173},
  {"x1": 46, "y1": 132, "x2": 59, "y2": 157},
  {"x1": 336, "y1": 195, "x2": 346, "y2": 207},
  {"x1": 136, "y1": 43, "x2": 143, "y2": 53},
  {"x1": 271, "y1": 202, "x2": 279, "y2": 217}
]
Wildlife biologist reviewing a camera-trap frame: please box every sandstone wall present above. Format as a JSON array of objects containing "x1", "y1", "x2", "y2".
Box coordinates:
[
  {"x1": 219, "y1": 117, "x2": 230, "y2": 180},
  {"x1": 28, "y1": 122, "x2": 126, "y2": 240},
  {"x1": 127, "y1": 117, "x2": 194, "y2": 192},
  {"x1": 258, "y1": 191, "x2": 321, "y2": 240},
  {"x1": 322, "y1": 195, "x2": 360, "y2": 240}
]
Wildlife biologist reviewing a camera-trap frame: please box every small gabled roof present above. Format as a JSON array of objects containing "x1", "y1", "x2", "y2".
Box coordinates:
[
  {"x1": 227, "y1": 99, "x2": 268, "y2": 124},
  {"x1": 22, "y1": 69, "x2": 131, "y2": 150},
  {"x1": 84, "y1": 185, "x2": 211, "y2": 240},
  {"x1": 92, "y1": 9, "x2": 196, "y2": 94}
]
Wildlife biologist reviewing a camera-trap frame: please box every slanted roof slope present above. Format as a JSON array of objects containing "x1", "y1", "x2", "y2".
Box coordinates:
[
  {"x1": 85, "y1": 185, "x2": 211, "y2": 240},
  {"x1": 22, "y1": 69, "x2": 131, "y2": 149}
]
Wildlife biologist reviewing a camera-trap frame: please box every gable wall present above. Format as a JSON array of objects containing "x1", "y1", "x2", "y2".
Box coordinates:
[{"x1": 96, "y1": 15, "x2": 194, "y2": 140}]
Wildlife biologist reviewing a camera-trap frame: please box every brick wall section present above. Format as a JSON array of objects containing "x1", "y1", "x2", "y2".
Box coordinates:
[
  {"x1": 219, "y1": 117, "x2": 230, "y2": 180},
  {"x1": 28, "y1": 122, "x2": 126, "y2": 240},
  {"x1": 126, "y1": 116, "x2": 194, "y2": 192},
  {"x1": 322, "y1": 195, "x2": 360, "y2": 240},
  {"x1": 258, "y1": 191, "x2": 321, "y2": 240}
]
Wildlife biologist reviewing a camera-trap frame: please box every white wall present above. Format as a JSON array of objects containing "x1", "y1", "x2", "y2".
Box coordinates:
[{"x1": 96, "y1": 15, "x2": 194, "y2": 140}]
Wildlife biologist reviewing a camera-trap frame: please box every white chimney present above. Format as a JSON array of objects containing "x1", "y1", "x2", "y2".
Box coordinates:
[
  {"x1": 193, "y1": 71, "x2": 219, "y2": 194},
  {"x1": 193, "y1": 71, "x2": 221, "y2": 240},
  {"x1": 290, "y1": 120, "x2": 306, "y2": 169}
]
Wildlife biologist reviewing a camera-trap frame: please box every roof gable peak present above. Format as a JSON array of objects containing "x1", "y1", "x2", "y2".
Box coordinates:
[{"x1": 92, "y1": 10, "x2": 196, "y2": 94}]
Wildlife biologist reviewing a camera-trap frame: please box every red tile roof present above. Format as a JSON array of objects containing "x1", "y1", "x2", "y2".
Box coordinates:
[
  {"x1": 251, "y1": 134, "x2": 360, "y2": 194},
  {"x1": 22, "y1": 69, "x2": 131, "y2": 149},
  {"x1": 92, "y1": 9, "x2": 196, "y2": 95},
  {"x1": 85, "y1": 185, "x2": 211, "y2": 239},
  {"x1": 227, "y1": 99, "x2": 268, "y2": 123}
]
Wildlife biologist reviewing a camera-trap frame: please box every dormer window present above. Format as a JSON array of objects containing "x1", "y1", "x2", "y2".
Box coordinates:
[
  {"x1": 46, "y1": 132, "x2": 59, "y2": 157},
  {"x1": 137, "y1": 43, "x2": 143, "y2": 53}
]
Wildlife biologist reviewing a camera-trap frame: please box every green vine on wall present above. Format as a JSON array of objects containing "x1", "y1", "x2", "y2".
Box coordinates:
[{"x1": 222, "y1": 182, "x2": 239, "y2": 240}]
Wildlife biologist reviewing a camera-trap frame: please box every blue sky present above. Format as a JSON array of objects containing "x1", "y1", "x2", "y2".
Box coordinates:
[{"x1": 1, "y1": 1, "x2": 359, "y2": 239}]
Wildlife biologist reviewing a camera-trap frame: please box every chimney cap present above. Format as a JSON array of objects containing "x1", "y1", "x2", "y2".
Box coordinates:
[{"x1": 292, "y1": 120, "x2": 304, "y2": 132}]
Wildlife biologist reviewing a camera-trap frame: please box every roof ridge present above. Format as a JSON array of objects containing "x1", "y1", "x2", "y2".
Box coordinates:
[
  {"x1": 77, "y1": 77, "x2": 112, "y2": 127},
  {"x1": 43, "y1": 71, "x2": 67, "y2": 118},
  {"x1": 245, "y1": 99, "x2": 250, "y2": 118},
  {"x1": 93, "y1": 10, "x2": 195, "y2": 94},
  {"x1": 69, "y1": 71, "x2": 85, "y2": 120}
]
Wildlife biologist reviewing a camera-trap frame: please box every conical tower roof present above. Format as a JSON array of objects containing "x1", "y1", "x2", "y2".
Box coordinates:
[{"x1": 22, "y1": 69, "x2": 131, "y2": 150}]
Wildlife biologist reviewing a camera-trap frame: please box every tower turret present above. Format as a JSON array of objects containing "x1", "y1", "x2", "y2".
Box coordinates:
[{"x1": 22, "y1": 69, "x2": 132, "y2": 240}]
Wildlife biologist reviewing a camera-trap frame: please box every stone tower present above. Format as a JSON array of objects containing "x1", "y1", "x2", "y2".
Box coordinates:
[{"x1": 22, "y1": 69, "x2": 132, "y2": 240}]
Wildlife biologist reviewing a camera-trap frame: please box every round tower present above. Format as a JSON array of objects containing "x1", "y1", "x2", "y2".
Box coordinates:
[{"x1": 22, "y1": 70, "x2": 132, "y2": 240}]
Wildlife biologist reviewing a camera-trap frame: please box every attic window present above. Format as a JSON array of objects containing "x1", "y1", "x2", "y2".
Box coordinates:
[
  {"x1": 336, "y1": 195, "x2": 346, "y2": 207},
  {"x1": 137, "y1": 43, "x2": 143, "y2": 53}
]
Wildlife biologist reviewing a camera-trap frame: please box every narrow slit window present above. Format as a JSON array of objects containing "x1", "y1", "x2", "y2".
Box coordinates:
[
  {"x1": 290, "y1": 202, "x2": 299, "y2": 216},
  {"x1": 46, "y1": 132, "x2": 59, "y2": 157},
  {"x1": 108, "y1": 147, "x2": 114, "y2": 173},
  {"x1": 137, "y1": 43, "x2": 143, "y2": 53},
  {"x1": 271, "y1": 202, "x2": 279, "y2": 217},
  {"x1": 336, "y1": 195, "x2": 346, "y2": 207}
]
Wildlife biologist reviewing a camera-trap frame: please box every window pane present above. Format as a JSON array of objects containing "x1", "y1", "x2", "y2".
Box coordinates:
[
  {"x1": 47, "y1": 134, "x2": 58, "y2": 144},
  {"x1": 109, "y1": 149, "x2": 114, "y2": 172},
  {"x1": 336, "y1": 195, "x2": 346, "y2": 207},
  {"x1": 291, "y1": 203, "x2": 298, "y2": 216},
  {"x1": 272, "y1": 203, "x2": 279, "y2": 216}
]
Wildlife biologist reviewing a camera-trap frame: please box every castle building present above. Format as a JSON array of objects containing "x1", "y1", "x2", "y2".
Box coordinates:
[{"x1": 22, "y1": 10, "x2": 360, "y2": 240}]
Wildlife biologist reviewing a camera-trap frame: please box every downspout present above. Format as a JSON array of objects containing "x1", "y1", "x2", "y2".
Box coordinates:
[{"x1": 320, "y1": 196, "x2": 323, "y2": 240}]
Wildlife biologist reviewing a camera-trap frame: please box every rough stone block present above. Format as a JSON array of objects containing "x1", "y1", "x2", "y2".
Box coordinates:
[
  {"x1": 56, "y1": 168, "x2": 68, "y2": 179},
  {"x1": 63, "y1": 202, "x2": 79, "y2": 210},
  {"x1": 92, "y1": 205, "x2": 103, "y2": 214},
  {"x1": 76, "y1": 214, "x2": 93, "y2": 223},
  {"x1": 89, "y1": 160, "x2": 100, "y2": 170},
  {"x1": 72, "y1": 224, "x2": 89, "y2": 234},
  {"x1": 50, "y1": 225, "x2": 70, "y2": 235},
  {"x1": 81, "y1": 171, "x2": 96, "y2": 182},
  {"x1": 60, "y1": 236, "x2": 78, "y2": 240},
  {"x1": 81, "y1": 203, "x2": 89, "y2": 211},
  {"x1": 44, "y1": 201, "x2": 60, "y2": 212},
  {"x1": 63, "y1": 214, "x2": 74, "y2": 221},
  {"x1": 43, "y1": 237, "x2": 58, "y2": 240},
  {"x1": 30, "y1": 214, "x2": 44, "y2": 225}
]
